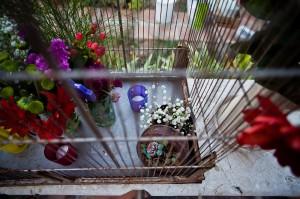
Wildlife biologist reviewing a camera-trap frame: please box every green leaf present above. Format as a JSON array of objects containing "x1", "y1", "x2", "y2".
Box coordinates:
[
  {"x1": 156, "y1": 149, "x2": 163, "y2": 156},
  {"x1": 25, "y1": 64, "x2": 38, "y2": 74},
  {"x1": 0, "y1": 86, "x2": 14, "y2": 99},
  {"x1": 27, "y1": 100, "x2": 44, "y2": 114},
  {"x1": 0, "y1": 60, "x2": 18, "y2": 72},
  {"x1": 17, "y1": 97, "x2": 30, "y2": 110},
  {"x1": 233, "y1": 53, "x2": 253, "y2": 70},
  {"x1": 128, "y1": 0, "x2": 143, "y2": 10},
  {"x1": 0, "y1": 51, "x2": 9, "y2": 63},
  {"x1": 41, "y1": 79, "x2": 55, "y2": 90}
]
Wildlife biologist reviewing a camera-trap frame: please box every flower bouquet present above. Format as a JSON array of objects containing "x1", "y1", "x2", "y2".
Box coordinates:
[
  {"x1": 0, "y1": 17, "x2": 78, "y2": 158},
  {"x1": 69, "y1": 24, "x2": 122, "y2": 127},
  {"x1": 140, "y1": 98, "x2": 194, "y2": 136}
]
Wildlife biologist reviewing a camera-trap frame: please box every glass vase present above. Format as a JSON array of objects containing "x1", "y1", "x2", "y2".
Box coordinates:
[
  {"x1": 65, "y1": 112, "x2": 80, "y2": 135},
  {"x1": 89, "y1": 95, "x2": 116, "y2": 127}
]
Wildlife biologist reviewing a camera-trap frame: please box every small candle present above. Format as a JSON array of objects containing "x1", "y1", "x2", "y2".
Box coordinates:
[
  {"x1": 56, "y1": 145, "x2": 69, "y2": 159},
  {"x1": 44, "y1": 143, "x2": 78, "y2": 166},
  {"x1": 132, "y1": 96, "x2": 144, "y2": 102},
  {"x1": 128, "y1": 85, "x2": 148, "y2": 112}
]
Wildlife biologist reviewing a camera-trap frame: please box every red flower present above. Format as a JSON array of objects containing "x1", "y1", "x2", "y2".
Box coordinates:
[
  {"x1": 41, "y1": 87, "x2": 75, "y2": 119},
  {"x1": 91, "y1": 42, "x2": 99, "y2": 50},
  {"x1": 0, "y1": 97, "x2": 37, "y2": 137},
  {"x1": 75, "y1": 32, "x2": 83, "y2": 41},
  {"x1": 99, "y1": 32, "x2": 106, "y2": 40},
  {"x1": 95, "y1": 46, "x2": 105, "y2": 57},
  {"x1": 237, "y1": 95, "x2": 300, "y2": 176},
  {"x1": 37, "y1": 87, "x2": 75, "y2": 139},
  {"x1": 86, "y1": 40, "x2": 93, "y2": 49}
]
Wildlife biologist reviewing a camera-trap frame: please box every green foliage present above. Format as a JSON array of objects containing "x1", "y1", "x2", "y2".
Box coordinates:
[
  {"x1": 233, "y1": 53, "x2": 253, "y2": 71},
  {"x1": 0, "y1": 51, "x2": 18, "y2": 72},
  {"x1": 189, "y1": 45, "x2": 222, "y2": 72},
  {"x1": 192, "y1": 3, "x2": 208, "y2": 30},
  {"x1": 83, "y1": 0, "x2": 126, "y2": 7},
  {"x1": 0, "y1": 86, "x2": 14, "y2": 99},
  {"x1": 0, "y1": 51, "x2": 9, "y2": 62},
  {"x1": 34, "y1": 0, "x2": 90, "y2": 43},
  {"x1": 128, "y1": 0, "x2": 143, "y2": 10},
  {"x1": 41, "y1": 79, "x2": 55, "y2": 91},
  {"x1": 27, "y1": 100, "x2": 44, "y2": 114},
  {"x1": 17, "y1": 96, "x2": 44, "y2": 114},
  {"x1": 0, "y1": 59, "x2": 18, "y2": 72},
  {"x1": 17, "y1": 97, "x2": 30, "y2": 110}
]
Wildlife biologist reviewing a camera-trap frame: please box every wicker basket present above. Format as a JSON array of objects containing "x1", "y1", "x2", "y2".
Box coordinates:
[{"x1": 137, "y1": 125, "x2": 189, "y2": 167}]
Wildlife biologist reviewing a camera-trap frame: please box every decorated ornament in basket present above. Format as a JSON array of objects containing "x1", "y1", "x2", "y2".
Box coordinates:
[
  {"x1": 137, "y1": 125, "x2": 189, "y2": 167},
  {"x1": 137, "y1": 95, "x2": 193, "y2": 166}
]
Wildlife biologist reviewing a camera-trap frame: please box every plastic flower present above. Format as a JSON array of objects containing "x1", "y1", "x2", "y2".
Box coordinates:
[
  {"x1": 34, "y1": 87, "x2": 76, "y2": 139},
  {"x1": 86, "y1": 40, "x2": 93, "y2": 48},
  {"x1": 142, "y1": 142, "x2": 165, "y2": 159},
  {"x1": 237, "y1": 95, "x2": 300, "y2": 176},
  {"x1": 26, "y1": 38, "x2": 70, "y2": 72},
  {"x1": 0, "y1": 97, "x2": 37, "y2": 137},
  {"x1": 84, "y1": 62, "x2": 122, "y2": 100},
  {"x1": 75, "y1": 32, "x2": 83, "y2": 40},
  {"x1": 99, "y1": 32, "x2": 106, "y2": 40}
]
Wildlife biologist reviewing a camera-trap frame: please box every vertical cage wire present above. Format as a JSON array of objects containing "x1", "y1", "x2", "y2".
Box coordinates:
[{"x1": 0, "y1": 0, "x2": 299, "y2": 184}]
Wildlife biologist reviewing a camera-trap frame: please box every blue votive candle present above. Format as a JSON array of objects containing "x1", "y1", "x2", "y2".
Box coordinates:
[{"x1": 128, "y1": 85, "x2": 148, "y2": 112}]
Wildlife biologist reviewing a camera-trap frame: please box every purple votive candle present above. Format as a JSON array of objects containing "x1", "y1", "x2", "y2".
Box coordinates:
[
  {"x1": 128, "y1": 85, "x2": 148, "y2": 112},
  {"x1": 44, "y1": 143, "x2": 78, "y2": 166}
]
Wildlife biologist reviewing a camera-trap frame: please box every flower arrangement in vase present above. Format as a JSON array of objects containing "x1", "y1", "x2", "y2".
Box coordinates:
[
  {"x1": 0, "y1": 16, "x2": 78, "y2": 159},
  {"x1": 69, "y1": 24, "x2": 122, "y2": 127}
]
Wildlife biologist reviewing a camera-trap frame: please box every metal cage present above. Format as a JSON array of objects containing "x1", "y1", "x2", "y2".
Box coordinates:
[{"x1": 0, "y1": 0, "x2": 299, "y2": 186}]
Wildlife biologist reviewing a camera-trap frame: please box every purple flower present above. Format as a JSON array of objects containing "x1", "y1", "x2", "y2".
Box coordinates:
[
  {"x1": 26, "y1": 53, "x2": 38, "y2": 64},
  {"x1": 26, "y1": 38, "x2": 70, "y2": 72},
  {"x1": 50, "y1": 38, "x2": 70, "y2": 70}
]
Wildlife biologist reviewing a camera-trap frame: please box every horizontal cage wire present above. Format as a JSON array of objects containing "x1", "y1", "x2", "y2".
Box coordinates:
[{"x1": 0, "y1": 0, "x2": 299, "y2": 185}]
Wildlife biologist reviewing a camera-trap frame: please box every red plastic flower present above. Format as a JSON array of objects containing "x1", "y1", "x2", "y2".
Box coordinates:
[
  {"x1": 37, "y1": 87, "x2": 75, "y2": 139},
  {"x1": 75, "y1": 32, "x2": 83, "y2": 41},
  {"x1": 0, "y1": 97, "x2": 37, "y2": 137},
  {"x1": 99, "y1": 32, "x2": 106, "y2": 40},
  {"x1": 86, "y1": 40, "x2": 93, "y2": 49},
  {"x1": 237, "y1": 95, "x2": 300, "y2": 176},
  {"x1": 91, "y1": 42, "x2": 98, "y2": 50},
  {"x1": 95, "y1": 46, "x2": 105, "y2": 57}
]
